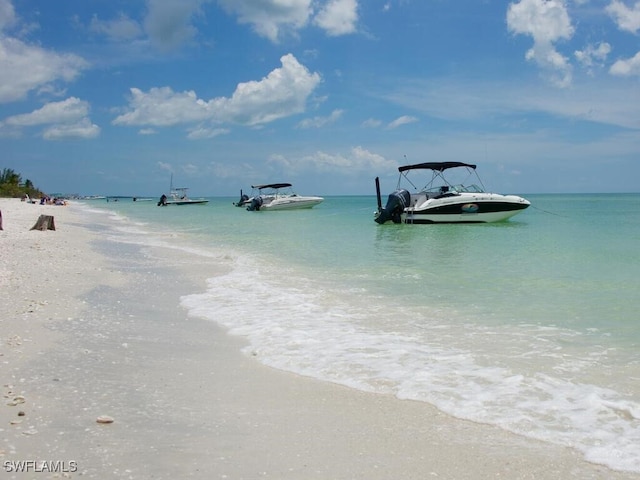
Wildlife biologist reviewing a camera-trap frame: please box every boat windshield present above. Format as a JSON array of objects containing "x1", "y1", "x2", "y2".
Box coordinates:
[
  {"x1": 451, "y1": 183, "x2": 484, "y2": 193},
  {"x1": 423, "y1": 183, "x2": 485, "y2": 195}
]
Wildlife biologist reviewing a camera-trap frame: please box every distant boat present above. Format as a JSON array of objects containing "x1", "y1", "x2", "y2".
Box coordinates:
[
  {"x1": 236, "y1": 183, "x2": 323, "y2": 211},
  {"x1": 158, "y1": 175, "x2": 208, "y2": 206},
  {"x1": 374, "y1": 162, "x2": 530, "y2": 224}
]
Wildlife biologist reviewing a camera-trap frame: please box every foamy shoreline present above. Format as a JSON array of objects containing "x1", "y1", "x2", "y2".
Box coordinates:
[{"x1": 1, "y1": 197, "x2": 636, "y2": 479}]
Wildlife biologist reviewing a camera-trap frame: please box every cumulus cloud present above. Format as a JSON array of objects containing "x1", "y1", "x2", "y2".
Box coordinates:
[
  {"x1": 507, "y1": 0, "x2": 574, "y2": 87},
  {"x1": 43, "y1": 118, "x2": 100, "y2": 140},
  {"x1": 605, "y1": 2, "x2": 640, "y2": 77},
  {"x1": 89, "y1": 13, "x2": 144, "y2": 42},
  {"x1": 113, "y1": 54, "x2": 321, "y2": 131},
  {"x1": 575, "y1": 42, "x2": 611, "y2": 72},
  {"x1": 1, "y1": 97, "x2": 100, "y2": 139},
  {"x1": 269, "y1": 146, "x2": 397, "y2": 173},
  {"x1": 610, "y1": 51, "x2": 640, "y2": 76},
  {"x1": 187, "y1": 126, "x2": 230, "y2": 139},
  {"x1": 297, "y1": 109, "x2": 343, "y2": 128},
  {"x1": 362, "y1": 118, "x2": 382, "y2": 128},
  {"x1": 113, "y1": 87, "x2": 213, "y2": 126},
  {"x1": 218, "y1": 0, "x2": 359, "y2": 42},
  {"x1": 0, "y1": 0, "x2": 87, "y2": 103},
  {"x1": 217, "y1": 0, "x2": 312, "y2": 42},
  {"x1": 143, "y1": 0, "x2": 206, "y2": 50},
  {"x1": 606, "y1": 0, "x2": 640, "y2": 34},
  {"x1": 313, "y1": 0, "x2": 359, "y2": 36},
  {"x1": 0, "y1": 37, "x2": 88, "y2": 103},
  {"x1": 0, "y1": 0, "x2": 16, "y2": 31},
  {"x1": 388, "y1": 115, "x2": 418, "y2": 129}
]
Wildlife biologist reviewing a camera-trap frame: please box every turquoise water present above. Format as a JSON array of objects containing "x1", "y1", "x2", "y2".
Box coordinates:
[{"x1": 78, "y1": 194, "x2": 640, "y2": 473}]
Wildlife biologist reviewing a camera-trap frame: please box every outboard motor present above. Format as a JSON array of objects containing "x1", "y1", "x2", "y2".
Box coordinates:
[
  {"x1": 247, "y1": 195, "x2": 263, "y2": 211},
  {"x1": 235, "y1": 193, "x2": 249, "y2": 207},
  {"x1": 374, "y1": 189, "x2": 411, "y2": 224}
]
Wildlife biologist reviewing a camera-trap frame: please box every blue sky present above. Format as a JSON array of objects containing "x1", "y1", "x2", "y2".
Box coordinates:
[{"x1": 1, "y1": 0, "x2": 639, "y2": 197}]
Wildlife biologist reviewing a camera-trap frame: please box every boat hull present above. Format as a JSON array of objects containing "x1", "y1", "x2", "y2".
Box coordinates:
[
  {"x1": 164, "y1": 199, "x2": 209, "y2": 205},
  {"x1": 403, "y1": 196, "x2": 529, "y2": 223},
  {"x1": 258, "y1": 197, "x2": 324, "y2": 211}
]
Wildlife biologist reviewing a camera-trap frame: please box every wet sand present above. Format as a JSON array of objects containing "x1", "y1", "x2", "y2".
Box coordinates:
[{"x1": 1, "y1": 197, "x2": 637, "y2": 479}]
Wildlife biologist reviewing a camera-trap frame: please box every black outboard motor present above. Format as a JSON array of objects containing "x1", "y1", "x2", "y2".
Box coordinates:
[
  {"x1": 235, "y1": 193, "x2": 249, "y2": 207},
  {"x1": 374, "y1": 189, "x2": 411, "y2": 224},
  {"x1": 247, "y1": 196, "x2": 263, "y2": 211}
]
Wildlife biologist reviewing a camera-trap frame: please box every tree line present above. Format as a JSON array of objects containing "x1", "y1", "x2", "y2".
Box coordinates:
[{"x1": 0, "y1": 168, "x2": 46, "y2": 198}]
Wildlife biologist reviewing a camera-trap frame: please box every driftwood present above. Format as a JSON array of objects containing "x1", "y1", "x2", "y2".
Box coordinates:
[{"x1": 30, "y1": 214, "x2": 56, "y2": 231}]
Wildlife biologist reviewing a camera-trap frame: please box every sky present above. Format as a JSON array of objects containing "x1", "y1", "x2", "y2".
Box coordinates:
[{"x1": 1, "y1": 0, "x2": 639, "y2": 197}]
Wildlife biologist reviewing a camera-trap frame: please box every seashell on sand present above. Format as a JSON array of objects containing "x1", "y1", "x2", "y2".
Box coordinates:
[
  {"x1": 96, "y1": 415, "x2": 114, "y2": 424},
  {"x1": 6, "y1": 396, "x2": 26, "y2": 406}
]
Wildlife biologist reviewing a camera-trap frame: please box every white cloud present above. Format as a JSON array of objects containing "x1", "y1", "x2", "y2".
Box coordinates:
[
  {"x1": 388, "y1": 115, "x2": 418, "y2": 129},
  {"x1": 217, "y1": 0, "x2": 312, "y2": 42},
  {"x1": 313, "y1": 0, "x2": 359, "y2": 36},
  {"x1": 269, "y1": 146, "x2": 396, "y2": 174},
  {"x1": 223, "y1": 54, "x2": 321, "y2": 125},
  {"x1": 217, "y1": 0, "x2": 359, "y2": 42},
  {"x1": 113, "y1": 54, "x2": 321, "y2": 129},
  {"x1": 113, "y1": 87, "x2": 213, "y2": 126},
  {"x1": 362, "y1": 118, "x2": 382, "y2": 128},
  {"x1": 606, "y1": 0, "x2": 640, "y2": 34},
  {"x1": 610, "y1": 51, "x2": 640, "y2": 76},
  {"x1": 0, "y1": 37, "x2": 88, "y2": 103},
  {"x1": 4, "y1": 97, "x2": 89, "y2": 126},
  {"x1": 89, "y1": 13, "x2": 143, "y2": 42},
  {"x1": 0, "y1": 0, "x2": 16, "y2": 31},
  {"x1": 43, "y1": 118, "x2": 100, "y2": 140},
  {"x1": 157, "y1": 161, "x2": 173, "y2": 173},
  {"x1": 507, "y1": 0, "x2": 574, "y2": 87},
  {"x1": 187, "y1": 126, "x2": 230, "y2": 139},
  {"x1": 144, "y1": 0, "x2": 206, "y2": 50},
  {"x1": 297, "y1": 109, "x2": 343, "y2": 128},
  {"x1": 575, "y1": 42, "x2": 611, "y2": 71},
  {"x1": 1, "y1": 97, "x2": 99, "y2": 139}
]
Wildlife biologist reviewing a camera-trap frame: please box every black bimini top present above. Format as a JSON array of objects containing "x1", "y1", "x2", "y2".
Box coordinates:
[
  {"x1": 251, "y1": 183, "x2": 292, "y2": 190},
  {"x1": 398, "y1": 162, "x2": 476, "y2": 173}
]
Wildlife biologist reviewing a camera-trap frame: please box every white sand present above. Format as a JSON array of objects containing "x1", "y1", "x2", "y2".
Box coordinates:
[{"x1": 1, "y1": 197, "x2": 638, "y2": 479}]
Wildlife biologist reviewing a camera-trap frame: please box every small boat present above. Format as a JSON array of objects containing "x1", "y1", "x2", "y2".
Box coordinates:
[
  {"x1": 375, "y1": 162, "x2": 530, "y2": 224},
  {"x1": 158, "y1": 176, "x2": 208, "y2": 206},
  {"x1": 237, "y1": 183, "x2": 323, "y2": 211}
]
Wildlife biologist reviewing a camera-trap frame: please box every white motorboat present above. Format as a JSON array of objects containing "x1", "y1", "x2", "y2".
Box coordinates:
[
  {"x1": 158, "y1": 175, "x2": 208, "y2": 206},
  {"x1": 374, "y1": 162, "x2": 530, "y2": 224},
  {"x1": 238, "y1": 183, "x2": 323, "y2": 211}
]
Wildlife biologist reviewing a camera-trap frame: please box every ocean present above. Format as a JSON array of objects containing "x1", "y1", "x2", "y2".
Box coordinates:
[{"x1": 76, "y1": 193, "x2": 640, "y2": 473}]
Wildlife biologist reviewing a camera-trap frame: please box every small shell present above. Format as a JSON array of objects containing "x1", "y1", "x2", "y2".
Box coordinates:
[
  {"x1": 6, "y1": 396, "x2": 25, "y2": 407},
  {"x1": 96, "y1": 415, "x2": 114, "y2": 424}
]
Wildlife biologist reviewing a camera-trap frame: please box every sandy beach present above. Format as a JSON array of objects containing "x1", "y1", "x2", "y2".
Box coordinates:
[{"x1": 1, "y1": 197, "x2": 637, "y2": 480}]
